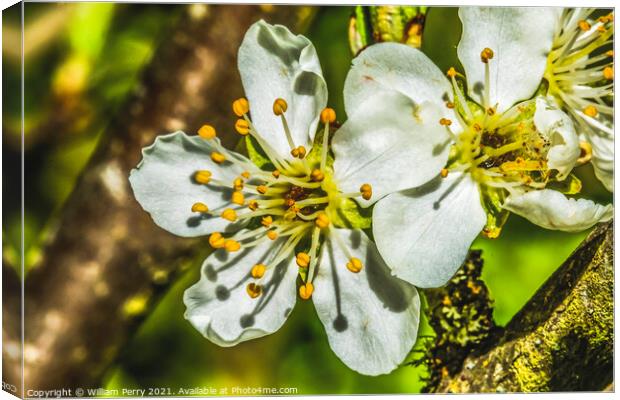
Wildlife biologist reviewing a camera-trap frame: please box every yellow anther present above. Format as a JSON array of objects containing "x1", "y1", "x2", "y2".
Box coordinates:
[
  {"x1": 191, "y1": 202, "x2": 209, "y2": 213},
  {"x1": 439, "y1": 118, "x2": 452, "y2": 126},
  {"x1": 284, "y1": 198, "x2": 296, "y2": 208},
  {"x1": 480, "y1": 47, "x2": 494, "y2": 63},
  {"x1": 360, "y1": 183, "x2": 372, "y2": 201},
  {"x1": 209, "y1": 232, "x2": 226, "y2": 249},
  {"x1": 211, "y1": 152, "x2": 226, "y2": 164},
  {"x1": 311, "y1": 169, "x2": 325, "y2": 182},
  {"x1": 597, "y1": 25, "x2": 607, "y2": 33},
  {"x1": 233, "y1": 177, "x2": 244, "y2": 191},
  {"x1": 194, "y1": 170, "x2": 212, "y2": 184},
  {"x1": 486, "y1": 107, "x2": 496, "y2": 116},
  {"x1": 266, "y1": 230, "x2": 278, "y2": 240},
  {"x1": 246, "y1": 282, "x2": 262, "y2": 298},
  {"x1": 241, "y1": 171, "x2": 250, "y2": 179},
  {"x1": 248, "y1": 200, "x2": 259, "y2": 211},
  {"x1": 296, "y1": 252, "x2": 310, "y2": 268},
  {"x1": 606, "y1": 50, "x2": 614, "y2": 57},
  {"x1": 447, "y1": 67, "x2": 457, "y2": 78},
  {"x1": 583, "y1": 105, "x2": 598, "y2": 117},
  {"x1": 473, "y1": 123, "x2": 482, "y2": 132},
  {"x1": 232, "y1": 97, "x2": 249, "y2": 117},
  {"x1": 221, "y1": 208, "x2": 237, "y2": 222},
  {"x1": 299, "y1": 282, "x2": 314, "y2": 300},
  {"x1": 235, "y1": 118, "x2": 250, "y2": 136},
  {"x1": 315, "y1": 213, "x2": 330, "y2": 229},
  {"x1": 445, "y1": 101, "x2": 455, "y2": 109},
  {"x1": 603, "y1": 66, "x2": 614, "y2": 80},
  {"x1": 346, "y1": 257, "x2": 363, "y2": 273},
  {"x1": 257, "y1": 185, "x2": 268, "y2": 194},
  {"x1": 272, "y1": 170, "x2": 281, "y2": 178},
  {"x1": 251, "y1": 264, "x2": 266, "y2": 279},
  {"x1": 320, "y1": 107, "x2": 336, "y2": 124},
  {"x1": 198, "y1": 124, "x2": 216, "y2": 140},
  {"x1": 440, "y1": 168, "x2": 449, "y2": 178},
  {"x1": 224, "y1": 239, "x2": 241, "y2": 252},
  {"x1": 261, "y1": 215, "x2": 273, "y2": 227},
  {"x1": 578, "y1": 20, "x2": 591, "y2": 31},
  {"x1": 273, "y1": 98, "x2": 288, "y2": 115},
  {"x1": 231, "y1": 191, "x2": 245, "y2": 205},
  {"x1": 291, "y1": 146, "x2": 307, "y2": 159},
  {"x1": 577, "y1": 141, "x2": 593, "y2": 164}
]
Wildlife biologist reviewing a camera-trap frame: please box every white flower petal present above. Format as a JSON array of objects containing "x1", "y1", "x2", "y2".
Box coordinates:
[
  {"x1": 238, "y1": 20, "x2": 327, "y2": 159},
  {"x1": 458, "y1": 7, "x2": 560, "y2": 111},
  {"x1": 129, "y1": 132, "x2": 251, "y2": 237},
  {"x1": 373, "y1": 172, "x2": 486, "y2": 288},
  {"x1": 312, "y1": 228, "x2": 421, "y2": 376},
  {"x1": 343, "y1": 42, "x2": 454, "y2": 120},
  {"x1": 533, "y1": 97, "x2": 580, "y2": 180},
  {"x1": 184, "y1": 237, "x2": 298, "y2": 346},
  {"x1": 503, "y1": 189, "x2": 612, "y2": 232},
  {"x1": 587, "y1": 118, "x2": 614, "y2": 192},
  {"x1": 333, "y1": 90, "x2": 451, "y2": 207}
]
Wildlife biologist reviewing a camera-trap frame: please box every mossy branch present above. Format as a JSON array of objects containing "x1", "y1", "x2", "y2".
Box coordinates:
[{"x1": 420, "y1": 221, "x2": 613, "y2": 392}]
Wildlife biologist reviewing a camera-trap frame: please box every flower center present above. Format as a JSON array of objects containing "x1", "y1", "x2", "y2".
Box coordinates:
[
  {"x1": 440, "y1": 48, "x2": 572, "y2": 238},
  {"x1": 191, "y1": 98, "x2": 372, "y2": 301},
  {"x1": 544, "y1": 9, "x2": 613, "y2": 135}
]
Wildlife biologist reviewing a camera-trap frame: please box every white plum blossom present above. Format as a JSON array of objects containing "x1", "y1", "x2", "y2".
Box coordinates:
[
  {"x1": 128, "y1": 20, "x2": 451, "y2": 375},
  {"x1": 338, "y1": 7, "x2": 612, "y2": 288},
  {"x1": 544, "y1": 8, "x2": 614, "y2": 191}
]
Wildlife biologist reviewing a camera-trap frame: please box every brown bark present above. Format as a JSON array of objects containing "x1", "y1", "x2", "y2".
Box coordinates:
[
  {"x1": 428, "y1": 221, "x2": 613, "y2": 393},
  {"x1": 11, "y1": 5, "x2": 312, "y2": 394}
]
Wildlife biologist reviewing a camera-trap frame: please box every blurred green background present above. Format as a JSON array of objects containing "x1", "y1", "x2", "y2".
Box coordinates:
[{"x1": 2, "y1": 3, "x2": 612, "y2": 395}]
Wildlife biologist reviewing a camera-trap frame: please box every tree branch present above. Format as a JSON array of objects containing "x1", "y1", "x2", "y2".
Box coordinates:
[
  {"x1": 423, "y1": 221, "x2": 613, "y2": 392},
  {"x1": 15, "y1": 5, "x2": 313, "y2": 392}
]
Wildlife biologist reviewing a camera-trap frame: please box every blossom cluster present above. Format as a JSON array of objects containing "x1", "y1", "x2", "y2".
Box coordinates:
[{"x1": 129, "y1": 8, "x2": 613, "y2": 375}]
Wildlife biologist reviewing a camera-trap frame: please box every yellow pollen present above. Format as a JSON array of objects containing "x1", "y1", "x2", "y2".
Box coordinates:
[
  {"x1": 606, "y1": 50, "x2": 614, "y2": 57},
  {"x1": 232, "y1": 98, "x2": 249, "y2": 117},
  {"x1": 251, "y1": 264, "x2": 266, "y2": 279},
  {"x1": 209, "y1": 232, "x2": 226, "y2": 249},
  {"x1": 299, "y1": 282, "x2": 314, "y2": 300},
  {"x1": 480, "y1": 47, "x2": 494, "y2": 63},
  {"x1": 445, "y1": 101, "x2": 455, "y2": 109},
  {"x1": 273, "y1": 98, "x2": 288, "y2": 115},
  {"x1": 257, "y1": 185, "x2": 268, "y2": 194},
  {"x1": 597, "y1": 25, "x2": 607, "y2": 33},
  {"x1": 360, "y1": 183, "x2": 372, "y2": 201},
  {"x1": 439, "y1": 118, "x2": 452, "y2": 126},
  {"x1": 198, "y1": 124, "x2": 216, "y2": 140},
  {"x1": 578, "y1": 20, "x2": 591, "y2": 31},
  {"x1": 261, "y1": 215, "x2": 273, "y2": 227},
  {"x1": 194, "y1": 170, "x2": 212, "y2": 184},
  {"x1": 603, "y1": 67, "x2": 614, "y2": 80},
  {"x1": 315, "y1": 213, "x2": 330, "y2": 229},
  {"x1": 577, "y1": 141, "x2": 593, "y2": 164},
  {"x1": 248, "y1": 200, "x2": 259, "y2": 211},
  {"x1": 241, "y1": 171, "x2": 250, "y2": 179},
  {"x1": 447, "y1": 67, "x2": 457, "y2": 78},
  {"x1": 296, "y1": 252, "x2": 310, "y2": 268},
  {"x1": 246, "y1": 282, "x2": 262, "y2": 299},
  {"x1": 320, "y1": 107, "x2": 336, "y2": 124},
  {"x1": 233, "y1": 177, "x2": 244, "y2": 191},
  {"x1": 211, "y1": 152, "x2": 226, "y2": 164},
  {"x1": 231, "y1": 191, "x2": 245, "y2": 205},
  {"x1": 285, "y1": 198, "x2": 296, "y2": 207},
  {"x1": 272, "y1": 170, "x2": 281, "y2": 178},
  {"x1": 235, "y1": 118, "x2": 250, "y2": 136},
  {"x1": 266, "y1": 230, "x2": 278, "y2": 240},
  {"x1": 224, "y1": 239, "x2": 241, "y2": 252},
  {"x1": 346, "y1": 257, "x2": 363, "y2": 273},
  {"x1": 583, "y1": 105, "x2": 598, "y2": 118},
  {"x1": 291, "y1": 146, "x2": 307, "y2": 159},
  {"x1": 311, "y1": 169, "x2": 325, "y2": 182},
  {"x1": 221, "y1": 208, "x2": 237, "y2": 222},
  {"x1": 440, "y1": 168, "x2": 449, "y2": 178},
  {"x1": 191, "y1": 202, "x2": 209, "y2": 213}
]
